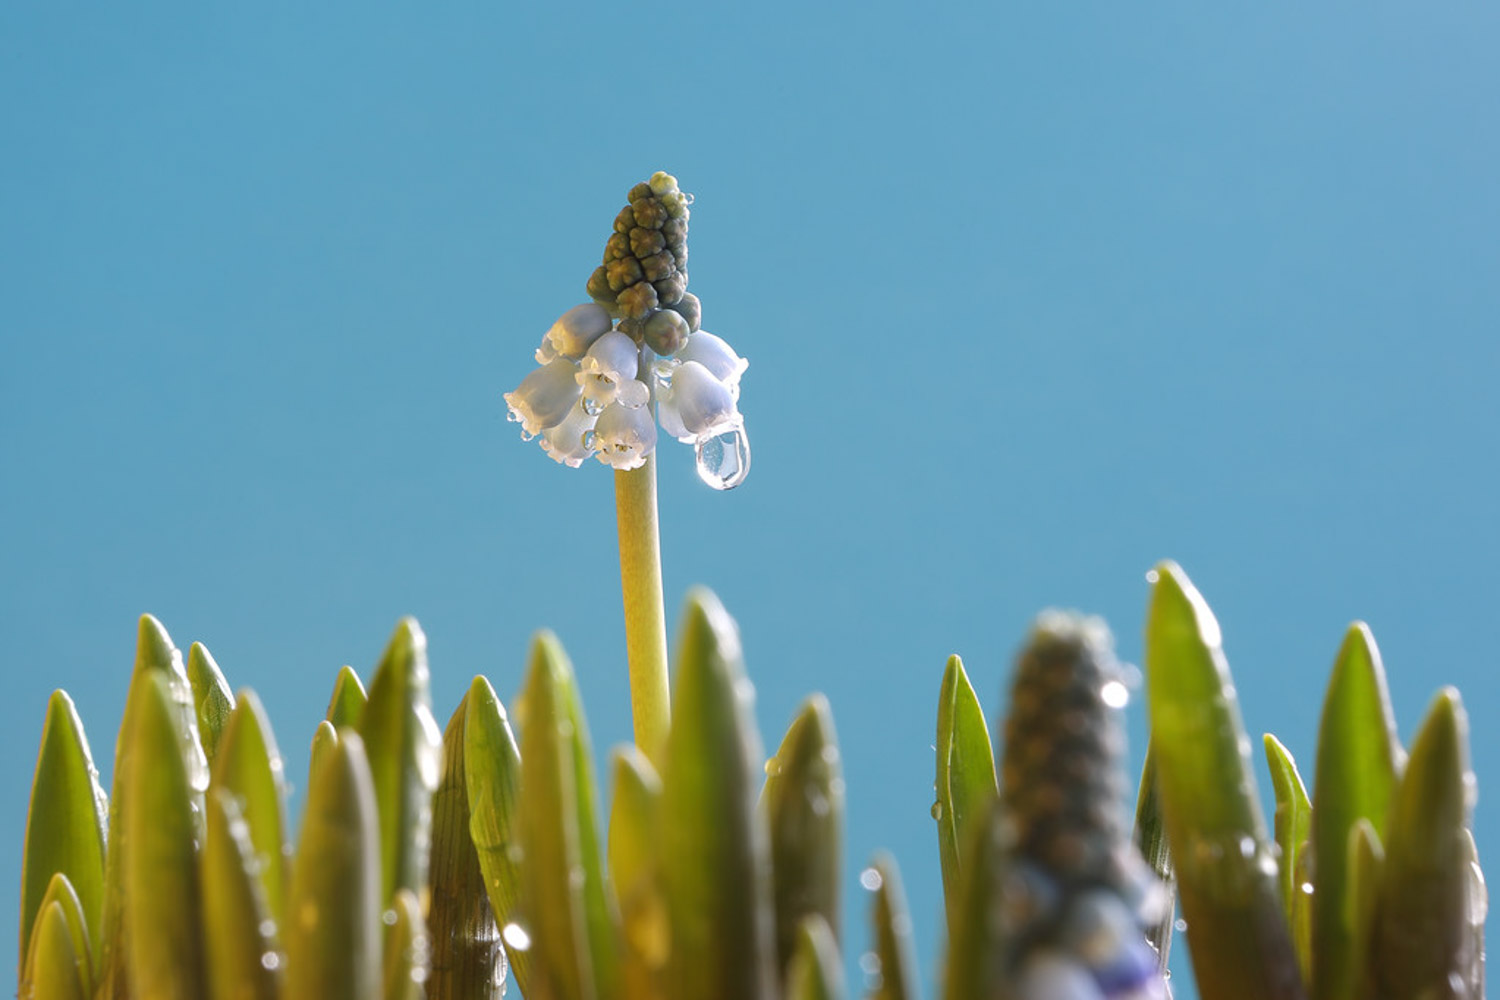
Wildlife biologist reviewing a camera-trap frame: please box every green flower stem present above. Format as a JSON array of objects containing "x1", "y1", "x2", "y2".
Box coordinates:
[{"x1": 614, "y1": 456, "x2": 671, "y2": 763}]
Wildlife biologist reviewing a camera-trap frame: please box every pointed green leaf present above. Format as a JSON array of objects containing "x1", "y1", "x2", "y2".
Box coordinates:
[
  {"x1": 310, "y1": 719, "x2": 339, "y2": 782},
  {"x1": 21, "y1": 875, "x2": 92, "y2": 1000},
  {"x1": 202, "y1": 788, "x2": 280, "y2": 1000},
  {"x1": 359, "y1": 617, "x2": 443, "y2": 907},
  {"x1": 1264, "y1": 734, "x2": 1312, "y2": 945},
  {"x1": 25, "y1": 901, "x2": 88, "y2": 1000},
  {"x1": 210, "y1": 688, "x2": 290, "y2": 926},
  {"x1": 20, "y1": 691, "x2": 107, "y2": 983},
  {"x1": 1131, "y1": 740, "x2": 1175, "y2": 974},
  {"x1": 123, "y1": 671, "x2": 206, "y2": 1000},
  {"x1": 763, "y1": 694, "x2": 844, "y2": 982},
  {"x1": 786, "y1": 914, "x2": 845, "y2": 1000},
  {"x1": 1310, "y1": 622, "x2": 1402, "y2": 1000},
  {"x1": 284, "y1": 732, "x2": 382, "y2": 1000},
  {"x1": 427, "y1": 691, "x2": 506, "y2": 1000},
  {"x1": 1372, "y1": 688, "x2": 1475, "y2": 1000},
  {"x1": 518, "y1": 631, "x2": 619, "y2": 1000},
  {"x1": 1144, "y1": 561, "x2": 1304, "y2": 1000},
  {"x1": 866, "y1": 852, "x2": 921, "y2": 1000},
  {"x1": 609, "y1": 745, "x2": 666, "y2": 1000},
  {"x1": 933, "y1": 654, "x2": 996, "y2": 935},
  {"x1": 99, "y1": 615, "x2": 208, "y2": 1000},
  {"x1": 382, "y1": 888, "x2": 430, "y2": 1000},
  {"x1": 661, "y1": 589, "x2": 775, "y2": 1000},
  {"x1": 463, "y1": 674, "x2": 530, "y2": 995},
  {"x1": 327, "y1": 665, "x2": 368, "y2": 729},
  {"x1": 187, "y1": 642, "x2": 235, "y2": 766},
  {"x1": 939, "y1": 794, "x2": 1003, "y2": 1000}
]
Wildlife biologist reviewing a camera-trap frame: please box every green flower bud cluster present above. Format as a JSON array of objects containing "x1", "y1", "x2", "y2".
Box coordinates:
[{"x1": 585, "y1": 172, "x2": 703, "y2": 356}]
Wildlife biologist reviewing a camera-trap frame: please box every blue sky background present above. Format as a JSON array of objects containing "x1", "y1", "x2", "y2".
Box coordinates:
[{"x1": 2, "y1": 5, "x2": 1496, "y2": 996}]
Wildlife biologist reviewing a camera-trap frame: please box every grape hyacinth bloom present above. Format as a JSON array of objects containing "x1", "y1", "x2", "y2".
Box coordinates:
[
  {"x1": 986, "y1": 612, "x2": 1171, "y2": 1000},
  {"x1": 503, "y1": 171, "x2": 751, "y2": 489}
]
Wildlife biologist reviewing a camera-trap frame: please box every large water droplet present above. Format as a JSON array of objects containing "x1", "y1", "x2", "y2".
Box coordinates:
[{"x1": 695, "y1": 427, "x2": 750, "y2": 490}]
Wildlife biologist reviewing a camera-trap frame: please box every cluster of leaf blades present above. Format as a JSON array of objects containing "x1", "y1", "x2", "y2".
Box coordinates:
[
  {"x1": 933, "y1": 561, "x2": 1485, "y2": 1000},
  {"x1": 18, "y1": 566, "x2": 1484, "y2": 1000},
  {"x1": 17, "y1": 590, "x2": 924, "y2": 1000}
]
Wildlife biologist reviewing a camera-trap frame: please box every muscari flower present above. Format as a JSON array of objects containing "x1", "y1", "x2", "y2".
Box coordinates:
[
  {"x1": 991, "y1": 612, "x2": 1170, "y2": 1000},
  {"x1": 504, "y1": 172, "x2": 751, "y2": 488}
]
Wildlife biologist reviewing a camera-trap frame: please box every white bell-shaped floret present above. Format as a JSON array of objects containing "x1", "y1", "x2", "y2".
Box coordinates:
[
  {"x1": 657, "y1": 360, "x2": 739, "y2": 444},
  {"x1": 593, "y1": 400, "x2": 658, "y2": 471},
  {"x1": 504, "y1": 357, "x2": 583, "y2": 436},
  {"x1": 537, "y1": 303, "x2": 613, "y2": 362},
  {"x1": 577, "y1": 331, "x2": 650, "y2": 411},
  {"x1": 677, "y1": 330, "x2": 748, "y2": 395},
  {"x1": 539, "y1": 400, "x2": 599, "y2": 468}
]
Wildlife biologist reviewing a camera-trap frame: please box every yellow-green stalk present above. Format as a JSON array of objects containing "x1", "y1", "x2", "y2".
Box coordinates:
[{"x1": 614, "y1": 456, "x2": 671, "y2": 764}]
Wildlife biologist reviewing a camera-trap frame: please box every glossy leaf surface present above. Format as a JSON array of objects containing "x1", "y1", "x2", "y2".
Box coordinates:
[
  {"x1": 518, "y1": 631, "x2": 618, "y2": 1000},
  {"x1": 763, "y1": 694, "x2": 844, "y2": 981},
  {"x1": 933, "y1": 654, "x2": 996, "y2": 936},
  {"x1": 1145, "y1": 562, "x2": 1304, "y2": 1000},
  {"x1": 427, "y1": 692, "x2": 506, "y2": 1000},
  {"x1": 866, "y1": 852, "x2": 921, "y2": 1000},
  {"x1": 123, "y1": 671, "x2": 206, "y2": 1000},
  {"x1": 660, "y1": 589, "x2": 775, "y2": 1000},
  {"x1": 284, "y1": 732, "x2": 381, "y2": 1000},
  {"x1": 1310, "y1": 623, "x2": 1402, "y2": 1000},
  {"x1": 20, "y1": 691, "x2": 107, "y2": 982},
  {"x1": 201, "y1": 788, "x2": 280, "y2": 1000},
  {"x1": 1264, "y1": 732, "x2": 1312, "y2": 980},
  {"x1": 359, "y1": 617, "x2": 442, "y2": 907},
  {"x1": 463, "y1": 674, "x2": 529, "y2": 994},
  {"x1": 186, "y1": 642, "x2": 235, "y2": 766},
  {"x1": 210, "y1": 688, "x2": 290, "y2": 925}
]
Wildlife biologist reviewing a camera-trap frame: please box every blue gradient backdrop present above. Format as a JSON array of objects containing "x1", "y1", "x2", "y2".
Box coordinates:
[{"x1": 3, "y1": 6, "x2": 1497, "y2": 996}]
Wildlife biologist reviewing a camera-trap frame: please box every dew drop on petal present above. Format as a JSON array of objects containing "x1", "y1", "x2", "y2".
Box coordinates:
[
  {"x1": 582, "y1": 396, "x2": 604, "y2": 417},
  {"x1": 694, "y1": 427, "x2": 750, "y2": 490}
]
